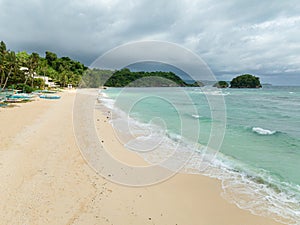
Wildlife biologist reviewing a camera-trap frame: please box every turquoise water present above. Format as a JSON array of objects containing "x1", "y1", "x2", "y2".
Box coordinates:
[{"x1": 100, "y1": 86, "x2": 300, "y2": 224}]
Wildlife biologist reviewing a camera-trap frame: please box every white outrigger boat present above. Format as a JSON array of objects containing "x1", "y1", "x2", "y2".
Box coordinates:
[{"x1": 39, "y1": 94, "x2": 61, "y2": 100}]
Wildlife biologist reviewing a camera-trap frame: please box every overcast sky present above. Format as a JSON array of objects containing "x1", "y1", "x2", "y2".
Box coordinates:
[{"x1": 1, "y1": 0, "x2": 300, "y2": 85}]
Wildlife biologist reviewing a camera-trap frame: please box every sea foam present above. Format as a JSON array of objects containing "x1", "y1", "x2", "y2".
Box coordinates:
[
  {"x1": 252, "y1": 127, "x2": 277, "y2": 135},
  {"x1": 97, "y1": 90, "x2": 300, "y2": 225},
  {"x1": 191, "y1": 114, "x2": 201, "y2": 119}
]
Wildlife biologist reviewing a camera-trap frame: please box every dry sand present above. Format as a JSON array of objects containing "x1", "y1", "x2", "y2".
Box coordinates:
[{"x1": 0, "y1": 90, "x2": 283, "y2": 225}]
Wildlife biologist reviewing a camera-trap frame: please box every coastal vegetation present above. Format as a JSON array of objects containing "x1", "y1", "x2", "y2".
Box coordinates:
[
  {"x1": 213, "y1": 81, "x2": 229, "y2": 88},
  {"x1": 80, "y1": 69, "x2": 114, "y2": 88},
  {"x1": 230, "y1": 74, "x2": 262, "y2": 88},
  {"x1": 0, "y1": 41, "x2": 87, "y2": 91},
  {"x1": 81, "y1": 68, "x2": 203, "y2": 87},
  {"x1": 105, "y1": 68, "x2": 196, "y2": 87}
]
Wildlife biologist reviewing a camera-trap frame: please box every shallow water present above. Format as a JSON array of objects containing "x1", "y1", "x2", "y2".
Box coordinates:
[{"x1": 100, "y1": 86, "x2": 300, "y2": 224}]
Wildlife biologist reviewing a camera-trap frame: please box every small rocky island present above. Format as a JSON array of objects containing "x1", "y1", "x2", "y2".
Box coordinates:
[
  {"x1": 230, "y1": 74, "x2": 262, "y2": 88},
  {"x1": 213, "y1": 81, "x2": 229, "y2": 88}
]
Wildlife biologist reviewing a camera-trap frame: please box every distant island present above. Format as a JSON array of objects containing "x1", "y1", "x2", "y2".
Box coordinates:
[
  {"x1": 213, "y1": 74, "x2": 262, "y2": 89},
  {"x1": 82, "y1": 68, "x2": 204, "y2": 87},
  {"x1": 230, "y1": 74, "x2": 262, "y2": 88},
  {"x1": 213, "y1": 81, "x2": 229, "y2": 88}
]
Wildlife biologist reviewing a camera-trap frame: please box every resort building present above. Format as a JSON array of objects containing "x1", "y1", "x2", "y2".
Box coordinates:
[
  {"x1": 34, "y1": 76, "x2": 58, "y2": 88},
  {"x1": 20, "y1": 67, "x2": 58, "y2": 88}
]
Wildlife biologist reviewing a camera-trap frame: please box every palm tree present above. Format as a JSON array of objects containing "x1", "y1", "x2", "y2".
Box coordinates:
[
  {"x1": 38, "y1": 59, "x2": 48, "y2": 88},
  {"x1": 2, "y1": 51, "x2": 18, "y2": 90},
  {"x1": 60, "y1": 71, "x2": 69, "y2": 87},
  {"x1": 0, "y1": 41, "x2": 7, "y2": 89},
  {"x1": 25, "y1": 52, "x2": 39, "y2": 87}
]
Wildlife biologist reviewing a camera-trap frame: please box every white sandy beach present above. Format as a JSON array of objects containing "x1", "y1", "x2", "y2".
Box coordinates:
[{"x1": 0, "y1": 90, "x2": 283, "y2": 225}]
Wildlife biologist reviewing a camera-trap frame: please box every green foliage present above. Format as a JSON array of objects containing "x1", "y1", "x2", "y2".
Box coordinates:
[
  {"x1": 33, "y1": 78, "x2": 45, "y2": 89},
  {"x1": 79, "y1": 68, "x2": 202, "y2": 88},
  {"x1": 213, "y1": 81, "x2": 229, "y2": 88},
  {"x1": 43, "y1": 51, "x2": 87, "y2": 87},
  {"x1": 15, "y1": 83, "x2": 35, "y2": 93},
  {"x1": 16, "y1": 51, "x2": 30, "y2": 68},
  {"x1": 0, "y1": 41, "x2": 6, "y2": 54},
  {"x1": 103, "y1": 68, "x2": 196, "y2": 87},
  {"x1": 1, "y1": 51, "x2": 19, "y2": 90},
  {"x1": 80, "y1": 69, "x2": 114, "y2": 88},
  {"x1": 45, "y1": 51, "x2": 58, "y2": 67},
  {"x1": 0, "y1": 41, "x2": 87, "y2": 91},
  {"x1": 188, "y1": 81, "x2": 205, "y2": 87},
  {"x1": 230, "y1": 74, "x2": 262, "y2": 88}
]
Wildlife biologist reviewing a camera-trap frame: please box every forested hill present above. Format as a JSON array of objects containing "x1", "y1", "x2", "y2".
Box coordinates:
[{"x1": 84, "y1": 68, "x2": 202, "y2": 87}]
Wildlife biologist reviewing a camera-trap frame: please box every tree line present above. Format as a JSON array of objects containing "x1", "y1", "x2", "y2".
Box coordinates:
[
  {"x1": 81, "y1": 68, "x2": 204, "y2": 87},
  {"x1": 0, "y1": 41, "x2": 87, "y2": 92}
]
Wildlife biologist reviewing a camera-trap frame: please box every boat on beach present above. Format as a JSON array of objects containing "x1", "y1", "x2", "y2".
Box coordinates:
[
  {"x1": 1, "y1": 89, "x2": 60, "y2": 103},
  {"x1": 41, "y1": 90, "x2": 57, "y2": 94},
  {"x1": 8, "y1": 93, "x2": 34, "y2": 99},
  {"x1": 39, "y1": 94, "x2": 61, "y2": 100},
  {"x1": 4, "y1": 98, "x2": 24, "y2": 103}
]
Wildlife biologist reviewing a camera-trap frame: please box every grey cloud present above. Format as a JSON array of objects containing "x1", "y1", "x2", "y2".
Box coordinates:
[{"x1": 0, "y1": 0, "x2": 299, "y2": 84}]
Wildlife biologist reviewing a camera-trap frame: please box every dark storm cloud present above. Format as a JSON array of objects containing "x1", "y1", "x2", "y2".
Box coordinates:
[{"x1": 0, "y1": 0, "x2": 299, "y2": 84}]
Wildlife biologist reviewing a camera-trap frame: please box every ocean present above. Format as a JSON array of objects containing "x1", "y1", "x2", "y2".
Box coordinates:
[{"x1": 99, "y1": 86, "x2": 300, "y2": 224}]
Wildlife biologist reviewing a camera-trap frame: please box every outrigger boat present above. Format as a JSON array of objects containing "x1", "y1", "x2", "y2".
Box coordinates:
[
  {"x1": 7, "y1": 93, "x2": 34, "y2": 99},
  {"x1": 41, "y1": 90, "x2": 57, "y2": 94},
  {"x1": 4, "y1": 98, "x2": 24, "y2": 103},
  {"x1": 39, "y1": 94, "x2": 61, "y2": 100}
]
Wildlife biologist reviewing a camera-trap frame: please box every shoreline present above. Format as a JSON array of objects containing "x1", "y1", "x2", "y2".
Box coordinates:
[
  {"x1": 94, "y1": 89, "x2": 284, "y2": 225},
  {"x1": 0, "y1": 90, "x2": 283, "y2": 224}
]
